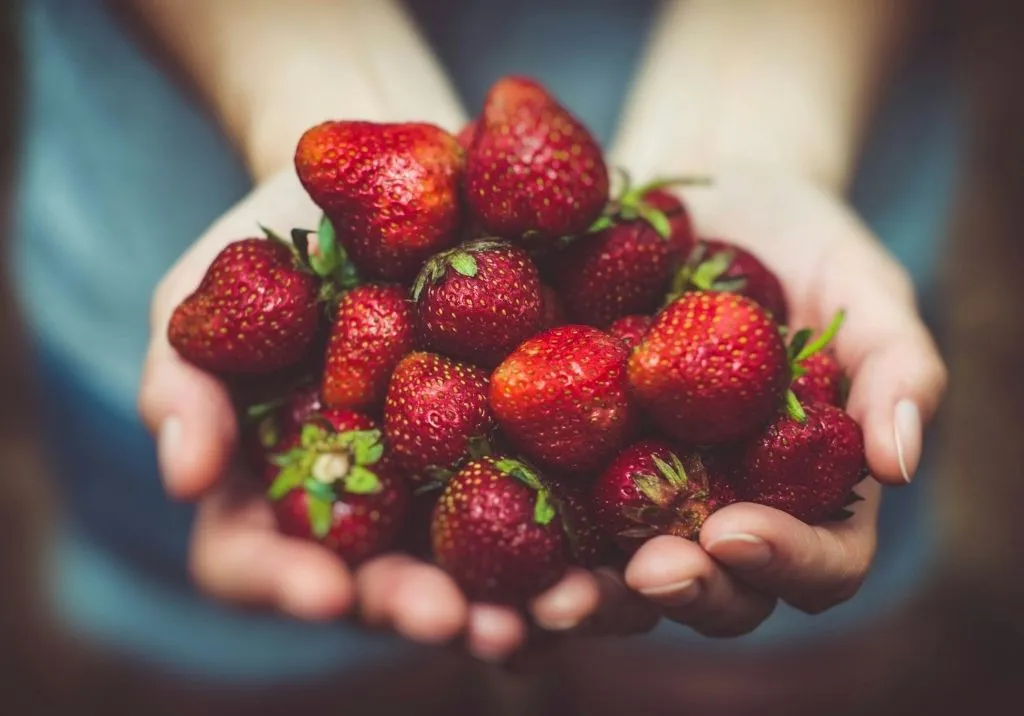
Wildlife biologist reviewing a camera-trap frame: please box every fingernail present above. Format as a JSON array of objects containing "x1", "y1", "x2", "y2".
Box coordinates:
[
  {"x1": 158, "y1": 416, "x2": 182, "y2": 477},
  {"x1": 639, "y1": 578, "x2": 701, "y2": 607},
  {"x1": 893, "y1": 399, "x2": 921, "y2": 483},
  {"x1": 706, "y1": 534, "x2": 772, "y2": 570}
]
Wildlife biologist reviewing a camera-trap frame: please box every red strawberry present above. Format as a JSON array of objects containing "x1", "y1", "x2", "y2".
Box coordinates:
[
  {"x1": 607, "y1": 314, "x2": 653, "y2": 350},
  {"x1": 295, "y1": 121, "x2": 463, "y2": 282},
  {"x1": 668, "y1": 239, "x2": 789, "y2": 324},
  {"x1": 465, "y1": 76, "x2": 609, "y2": 245},
  {"x1": 321, "y1": 284, "x2": 417, "y2": 412},
  {"x1": 591, "y1": 440, "x2": 713, "y2": 553},
  {"x1": 383, "y1": 352, "x2": 494, "y2": 485},
  {"x1": 738, "y1": 402, "x2": 868, "y2": 524},
  {"x1": 491, "y1": 325, "x2": 635, "y2": 474},
  {"x1": 550, "y1": 181, "x2": 696, "y2": 327},
  {"x1": 456, "y1": 120, "x2": 478, "y2": 151},
  {"x1": 268, "y1": 423, "x2": 409, "y2": 564},
  {"x1": 791, "y1": 351, "x2": 844, "y2": 407},
  {"x1": 549, "y1": 478, "x2": 610, "y2": 567},
  {"x1": 431, "y1": 456, "x2": 569, "y2": 603},
  {"x1": 168, "y1": 238, "x2": 320, "y2": 374},
  {"x1": 629, "y1": 292, "x2": 789, "y2": 445},
  {"x1": 412, "y1": 240, "x2": 543, "y2": 367},
  {"x1": 537, "y1": 284, "x2": 568, "y2": 331},
  {"x1": 642, "y1": 188, "x2": 697, "y2": 256}
]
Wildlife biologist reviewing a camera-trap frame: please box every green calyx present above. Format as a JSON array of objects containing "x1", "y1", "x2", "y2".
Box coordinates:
[
  {"x1": 262, "y1": 215, "x2": 360, "y2": 306},
  {"x1": 266, "y1": 424, "x2": 386, "y2": 538},
  {"x1": 666, "y1": 241, "x2": 747, "y2": 306},
  {"x1": 415, "y1": 435, "x2": 492, "y2": 494},
  {"x1": 783, "y1": 310, "x2": 847, "y2": 423},
  {"x1": 494, "y1": 457, "x2": 557, "y2": 526},
  {"x1": 621, "y1": 451, "x2": 710, "y2": 540},
  {"x1": 630, "y1": 451, "x2": 690, "y2": 507},
  {"x1": 588, "y1": 171, "x2": 711, "y2": 239},
  {"x1": 411, "y1": 238, "x2": 507, "y2": 301}
]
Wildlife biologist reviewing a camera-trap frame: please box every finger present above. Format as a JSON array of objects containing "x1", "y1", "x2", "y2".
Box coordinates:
[
  {"x1": 812, "y1": 236, "x2": 948, "y2": 485},
  {"x1": 139, "y1": 340, "x2": 237, "y2": 500},
  {"x1": 465, "y1": 605, "x2": 528, "y2": 663},
  {"x1": 588, "y1": 567, "x2": 661, "y2": 636},
  {"x1": 355, "y1": 555, "x2": 468, "y2": 645},
  {"x1": 529, "y1": 568, "x2": 601, "y2": 632},
  {"x1": 625, "y1": 536, "x2": 776, "y2": 637},
  {"x1": 701, "y1": 481, "x2": 880, "y2": 613},
  {"x1": 189, "y1": 481, "x2": 354, "y2": 619}
]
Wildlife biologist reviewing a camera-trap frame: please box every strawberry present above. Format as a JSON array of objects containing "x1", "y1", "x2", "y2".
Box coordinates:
[
  {"x1": 456, "y1": 120, "x2": 478, "y2": 151},
  {"x1": 641, "y1": 188, "x2": 697, "y2": 255},
  {"x1": 464, "y1": 76, "x2": 609, "y2": 245},
  {"x1": 548, "y1": 478, "x2": 610, "y2": 568},
  {"x1": 383, "y1": 352, "x2": 494, "y2": 485},
  {"x1": 168, "y1": 238, "x2": 320, "y2": 375},
  {"x1": 738, "y1": 402, "x2": 868, "y2": 524},
  {"x1": 668, "y1": 239, "x2": 789, "y2": 324},
  {"x1": 491, "y1": 325, "x2": 635, "y2": 475},
  {"x1": 268, "y1": 423, "x2": 408, "y2": 564},
  {"x1": 791, "y1": 351, "x2": 844, "y2": 407},
  {"x1": 431, "y1": 456, "x2": 569, "y2": 603},
  {"x1": 321, "y1": 283, "x2": 417, "y2": 412},
  {"x1": 295, "y1": 121, "x2": 463, "y2": 282},
  {"x1": 591, "y1": 440, "x2": 713, "y2": 553},
  {"x1": 412, "y1": 240, "x2": 543, "y2": 367},
  {"x1": 607, "y1": 314, "x2": 653, "y2": 351},
  {"x1": 550, "y1": 180, "x2": 696, "y2": 327},
  {"x1": 628, "y1": 292, "x2": 790, "y2": 445},
  {"x1": 537, "y1": 284, "x2": 569, "y2": 331}
]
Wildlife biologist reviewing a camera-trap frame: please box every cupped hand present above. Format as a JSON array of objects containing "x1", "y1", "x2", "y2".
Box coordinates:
[
  {"x1": 619, "y1": 166, "x2": 947, "y2": 635},
  {"x1": 138, "y1": 168, "x2": 655, "y2": 663}
]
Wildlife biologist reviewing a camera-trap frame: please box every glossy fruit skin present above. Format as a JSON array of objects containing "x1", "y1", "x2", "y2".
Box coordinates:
[
  {"x1": 691, "y1": 239, "x2": 789, "y2": 324},
  {"x1": 551, "y1": 222, "x2": 684, "y2": 328},
  {"x1": 491, "y1": 325, "x2": 635, "y2": 474},
  {"x1": 791, "y1": 351, "x2": 844, "y2": 407},
  {"x1": 629, "y1": 292, "x2": 789, "y2": 445},
  {"x1": 383, "y1": 352, "x2": 494, "y2": 484},
  {"x1": 740, "y1": 402, "x2": 867, "y2": 524},
  {"x1": 415, "y1": 242, "x2": 543, "y2": 368},
  {"x1": 537, "y1": 284, "x2": 569, "y2": 331},
  {"x1": 548, "y1": 478, "x2": 610, "y2": 567},
  {"x1": 274, "y1": 458, "x2": 409, "y2": 565},
  {"x1": 465, "y1": 76, "x2": 609, "y2": 245},
  {"x1": 431, "y1": 457, "x2": 570, "y2": 604},
  {"x1": 295, "y1": 121, "x2": 463, "y2": 282},
  {"x1": 642, "y1": 189, "x2": 696, "y2": 257},
  {"x1": 321, "y1": 284, "x2": 417, "y2": 412},
  {"x1": 607, "y1": 314, "x2": 653, "y2": 351},
  {"x1": 591, "y1": 440, "x2": 711, "y2": 553},
  {"x1": 168, "y1": 239, "x2": 320, "y2": 375}
]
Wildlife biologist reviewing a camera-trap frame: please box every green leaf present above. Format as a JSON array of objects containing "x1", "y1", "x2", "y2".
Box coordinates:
[
  {"x1": 637, "y1": 206, "x2": 672, "y2": 239},
  {"x1": 411, "y1": 269, "x2": 429, "y2": 302},
  {"x1": 269, "y1": 447, "x2": 305, "y2": 468},
  {"x1": 303, "y1": 477, "x2": 337, "y2": 503},
  {"x1": 794, "y1": 310, "x2": 846, "y2": 363},
  {"x1": 245, "y1": 398, "x2": 284, "y2": 423},
  {"x1": 787, "y1": 329, "x2": 813, "y2": 363},
  {"x1": 307, "y1": 496, "x2": 334, "y2": 539},
  {"x1": 448, "y1": 252, "x2": 478, "y2": 278},
  {"x1": 300, "y1": 423, "x2": 325, "y2": 448},
  {"x1": 267, "y1": 465, "x2": 305, "y2": 500},
  {"x1": 631, "y1": 471, "x2": 673, "y2": 506},
  {"x1": 308, "y1": 215, "x2": 341, "y2": 278},
  {"x1": 344, "y1": 465, "x2": 382, "y2": 495},
  {"x1": 495, "y1": 458, "x2": 542, "y2": 490},
  {"x1": 290, "y1": 228, "x2": 313, "y2": 267},
  {"x1": 259, "y1": 223, "x2": 290, "y2": 247},
  {"x1": 587, "y1": 215, "x2": 614, "y2": 234},
  {"x1": 785, "y1": 390, "x2": 808, "y2": 424},
  {"x1": 651, "y1": 454, "x2": 685, "y2": 489},
  {"x1": 691, "y1": 251, "x2": 734, "y2": 291},
  {"x1": 533, "y1": 490, "x2": 557, "y2": 525},
  {"x1": 341, "y1": 430, "x2": 384, "y2": 464}
]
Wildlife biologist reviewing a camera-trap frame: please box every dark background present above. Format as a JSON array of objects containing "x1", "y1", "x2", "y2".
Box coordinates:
[{"x1": 2, "y1": 1, "x2": 1023, "y2": 714}]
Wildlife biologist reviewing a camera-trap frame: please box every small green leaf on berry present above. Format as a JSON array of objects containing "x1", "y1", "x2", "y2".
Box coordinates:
[
  {"x1": 448, "y1": 252, "x2": 478, "y2": 278},
  {"x1": 267, "y1": 465, "x2": 305, "y2": 500},
  {"x1": 307, "y1": 495, "x2": 334, "y2": 539},
  {"x1": 533, "y1": 489, "x2": 557, "y2": 525},
  {"x1": 343, "y1": 465, "x2": 382, "y2": 495}
]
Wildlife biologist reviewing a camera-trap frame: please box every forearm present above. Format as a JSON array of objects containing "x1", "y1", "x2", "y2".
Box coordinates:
[
  {"x1": 611, "y1": 0, "x2": 919, "y2": 192},
  {"x1": 125, "y1": 0, "x2": 466, "y2": 181}
]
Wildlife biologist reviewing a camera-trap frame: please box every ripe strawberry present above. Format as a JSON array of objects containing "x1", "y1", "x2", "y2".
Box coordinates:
[
  {"x1": 668, "y1": 239, "x2": 789, "y2": 324},
  {"x1": 549, "y1": 478, "x2": 610, "y2": 567},
  {"x1": 168, "y1": 238, "x2": 320, "y2": 375},
  {"x1": 456, "y1": 120, "x2": 478, "y2": 151},
  {"x1": 295, "y1": 121, "x2": 463, "y2": 282},
  {"x1": 431, "y1": 456, "x2": 569, "y2": 603},
  {"x1": 491, "y1": 325, "x2": 635, "y2": 474},
  {"x1": 321, "y1": 283, "x2": 417, "y2": 412},
  {"x1": 607, "y1": 314, "x2": 653, "y2": 350},
  {"x1": 268, "y1": 423, "x2": 409, "y2": 564},
  {"x1": 738, "y1": 402, "x2": 868, "y2": 524},
  {"x1": 629, "y1": 292, "x2": 789, "y2": 445},
  {"x1": 537, "y1": 284, "x2": 568, "y2": 331},
  {"x1": 464, "y1": 76, "x2": 609, "y2": 245},
  {"x1": 412, "y1": 240, "x2": 543, "y2": 367},
  {"x1": 591, "y1": 440, "x2": 713, "y2": 553},
  {"x1": 791, "y1": 351, "x2": 844, "y2": 407},
  {"x1": 383, "y1": 352, "x2": 494, "y2": 485},
  {"x1": 551, "y1": 181, "x2": 696, "y2": 327},
  {"x1": 641, "y1": 188, "x2": 697, "y2": 256}
]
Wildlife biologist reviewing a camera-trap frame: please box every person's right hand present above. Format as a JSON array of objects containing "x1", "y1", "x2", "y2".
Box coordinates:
[{"x1": 139, "y1": 168, "x2": 657, "y2": 663}]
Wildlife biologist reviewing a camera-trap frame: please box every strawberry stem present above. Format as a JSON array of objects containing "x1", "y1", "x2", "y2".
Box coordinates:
[
  {"x1": 785, "y1": 390, "x2": 808, "y2": 423},
  {"x1": 795, "y1": 310, "x2": 846, "y2": 364}
]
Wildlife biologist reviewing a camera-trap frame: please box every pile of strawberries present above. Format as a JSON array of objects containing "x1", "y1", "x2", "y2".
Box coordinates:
[{"x1": 169, "y1": 77, "x2": 867, "y2": 605}]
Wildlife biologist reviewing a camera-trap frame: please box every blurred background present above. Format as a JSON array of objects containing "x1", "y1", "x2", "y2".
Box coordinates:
[{"x1": 1, "y1": 1, "x2": 1023, "y2": 714}]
